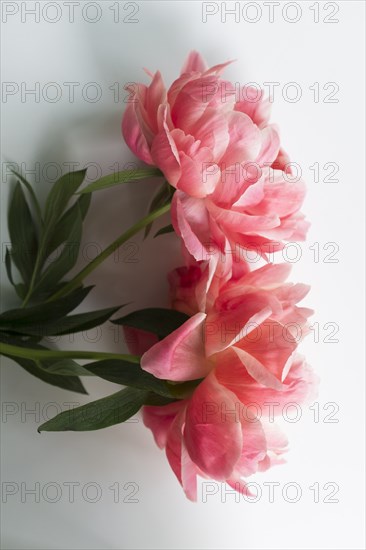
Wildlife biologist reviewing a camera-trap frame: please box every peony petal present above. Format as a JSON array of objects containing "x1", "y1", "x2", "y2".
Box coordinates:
[
  {"x1": 144, "y1": 71, "x2": 167, "y2": 134},
  {"x1": 122, "y1": 101, "x2": 154, "y2": 164},
  {"x1": 141, "y1": 312, "x2": 211, "y2": 381},
  {"x1": 171, "y1": 192, "x2": 211, "y2": 262},
  {"x1": 143, "y1": 401, "x2": 185, "y2": 449},
  {"x1": 181, "y1": 51, "x2": 208, "y2": 74},
  {"x1": 226, "y1": 477, "x2": 254, "y2": 497},
  {"x1": 181, "y1": 440, "x2": 200, "y2": 501},
  {"x1": 205, "y1": 291, "x2": 274, "y2": 356},
  {"x1": 166, "y1": 409, "x2": 185, "y2": 485},
  {"x1": 216, "y1": 350, "x2": 318, "y2": 414},
  {"x1": 231, "y1": 177, "x2": 265, "y2": 209},
  {"x1": 231, "y1": 416, "x2": 267, "y2": 477},
  {"x1": 232, "y1": 319, "x2": 297, "y2": 388},
  {"x1": 258, "y1": 421, "x2": 288, "y2": 471},
  {"x1": 207, "y1": 200, "x2": 280, "y2": 234},
  {"x1": 237, "y1": 263, "x2": 292, "y2": 288},
  {"x1": 232, "y1": 344, "x2": 286, "y2": 390},
  {"x1": 151, "y1": 107, "x2": 181, "y2": 186},
  {"x1": 247, "y1": 170, "x2": 306, "y2": 218},
  {"x1": 123, "y1": 326, "x2": 159, "y2": 356},
  {"x1": 191, "y1": 108, "x2": 230, "y2": 160},
  {"x1": 234, "y1": 86, "x2": 271, "y2": 128},
  {"x1": 161, "y1": 403, "x2": 203, "y2": 501},
  {"x1": 255, "y1": 125, "x2": 281, "y2": 168},
  {"x1": 168, "y1": 264, "x2": 204, "y2": 316},
  {"x1": 203, "y1": 60, "x2": 235, "y2": 77},
  {"x1": 194, "y1": 254, "x2": 220, "y2": 313},
  {"x1": 220, "y1": 110, "x2": 262, "y2": 167},
  {"x1": 184, "y1": 373, "x2": 243, "y2": 479},
  {"x1": 272, "y1": 147, "x2": 292, "y2": 172},
  {"x1": 171, "y1": 75, "x2": 221, "y2": 131},
  {"x1": 177, "y1": 151, "x2": 220, "y2": 198}
]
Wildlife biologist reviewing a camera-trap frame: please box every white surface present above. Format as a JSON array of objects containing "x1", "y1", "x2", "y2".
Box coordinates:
[{"x1": 1, "y1": 1, "x2": 365, "y2": 549}]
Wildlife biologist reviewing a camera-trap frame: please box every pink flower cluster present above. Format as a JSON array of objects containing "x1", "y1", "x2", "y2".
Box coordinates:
[{"x1": 122, "y1": 52, "x2": 316, "y2": 500}]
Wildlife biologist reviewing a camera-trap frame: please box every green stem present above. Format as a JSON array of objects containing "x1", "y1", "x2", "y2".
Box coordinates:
[
  {"x1": 78, "y1": 168, "x2": 163, "y2": 195},
  {"x1": 46, "y1": 202, "x2": 171, "y2": 302},
  {"x1": 0, "y1": 342, "x2": 140, "y2": 363}
]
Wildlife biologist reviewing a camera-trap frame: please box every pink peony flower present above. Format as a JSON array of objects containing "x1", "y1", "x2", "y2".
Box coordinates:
[
  {"x1": 141, "y1": 263, "x2": 313, "y2": 384},
  {"x1": 140, "y1": 263, "x2": 317, "y2": 499},
  {"x1": 143, "y1": 353, "x2": 316, "y2": 501},
  {"x1": 122, "y1": 51, "x2": 308, "y2": 267}
]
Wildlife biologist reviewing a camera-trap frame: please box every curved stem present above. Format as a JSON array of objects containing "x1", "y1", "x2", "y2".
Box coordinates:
[
  {"x1": 78, "y1": 167, "x2": 163, "y2": 195},
  {"x1": 0, "y1": 342, "x2": 140, "y2": 364},
  {"x1": 47, "y1": 202, "x2": 171, "y2": 302}
]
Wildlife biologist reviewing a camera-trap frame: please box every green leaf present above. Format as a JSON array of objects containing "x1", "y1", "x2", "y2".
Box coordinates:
[
  {"x1": 43, "y1": 169, "x2": 87, "y2": 229},
  {"x1": 143, "y1": 393, "x2": 178, "y2": 406},
  {"x1": 112, "y1": 308, "x2": 190, "y2": 339},
  {"x1": 0, "y1": 286, "x2": 93, "y2": 327},
  {"x1": 9, "y1": 169, "x2": 43, "y2": 224},
  {"x1": 38, "y1": 387, "x2": 147, "y2": 431},
  {"x1": 36, "y1": 358, "x2": 93, "y2": 377},
  {"x1": 45, "y1": 305, "x2": 122, "y2": 335},
  {"x1": 2, "y1": 352, "x2": 87, "y2": 394},
  {"x1": 14, "y1": 284, "x2": 27, "y2": 300},
  {"x1": 8, "y1": 182, "x2": 38, "y2": 284},
  {"x1": 4, "y1": 248, "x2": 26, "y2": 299},
  {"x1": 22, "y1": 358, "x2": 87, "y2": 394},
  {"x1": 75, "y1": 191, "x2": 91, "y2": 220},
  {"x1": 45, "y1": 193, "x2": 91, "y2": 257},
  {"x1": 144, "y1": 182, "x2": 174, "y2": 239},
  {"x1": 154, "y1": 224, "x2": 174, "y2": 238},
  {"x1": 5, "y1": 247, "x2": 15, "y2": 285},
  {"x1": 34, "y1": 207, "x2": 82, "y2": 292},
  {"x1": 78, "y1": 168, "x2": 162, "y2": 195},
  {"x1": 81, "y1": 360, "x2": 201, "y2": 399},
  {"x1": 0, "y1": 333, "x2": 87, "y2": 393},
  {"x1": 7, "y1": 306, "x2": 122, "y2": 337},
  {"x1": 80, "y1": 359, "x2": 173, "y2": 397}
]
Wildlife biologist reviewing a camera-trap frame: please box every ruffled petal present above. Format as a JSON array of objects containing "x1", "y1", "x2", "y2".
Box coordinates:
[
  {"x1": 205, "y1": 291, "x2": 274, "y2": 356},
  {"x1": 181, "y1": 51, "x2": 208, "y2": 75},
  {"x1": 122, "y1": 100, "x2": 154, "y2": 164},
  {"x1": 171, "y1": 192, "x2": 211, "y2": 261},
  {"x1": 232, "y1": 319, "x2": 297, "y2": 389},
  {"x1": 184, "y1": 373, "x2": 243, "y2": 479},
  {"x1": 143, "y1": 401, "x2": 185, "y2": 449},
  {"x1": 151, "y1": 107, "x2": 181, "y2": 186},
  {"x1": 141, "y1": 313, "x2": 211, "y2": 381}
]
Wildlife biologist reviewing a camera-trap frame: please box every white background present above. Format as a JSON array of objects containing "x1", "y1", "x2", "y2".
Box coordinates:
[{"x1": 1, "y1": 1, "x2": 365, "y2": 549}]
